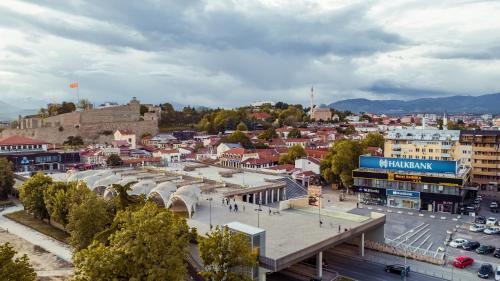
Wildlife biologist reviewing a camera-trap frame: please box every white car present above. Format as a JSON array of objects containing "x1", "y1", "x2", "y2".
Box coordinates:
[
  {"x1": 470, "y1": 224, "x2": 486, "y2": 232},
  {"x1": 484, "y1": 227, "x2": 500, "y2": 235},
  {"x1": 486, "y1": 217, "x2": 498, "y2": 226},
  {"x1": 449, "y1": 238, "x2": 468, "y2": 248},
  {"x1": 496, "y1": 265, "x2": 500, "y2": 281}
]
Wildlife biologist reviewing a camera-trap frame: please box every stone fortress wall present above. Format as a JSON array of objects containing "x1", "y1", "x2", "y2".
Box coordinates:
[{"x1": 1, "y1": 98, "x2": 159, "y2": 144}]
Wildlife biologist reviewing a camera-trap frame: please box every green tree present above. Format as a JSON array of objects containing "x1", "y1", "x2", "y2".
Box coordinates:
[
  {"x1": 320, "y1": 140, "x2": 364, "y2": 189},
  {"x1": 77, "y1": 99, "x2": 92, "y2": 111},
  {"x1": 57, "y1": 102, "x2": 77, "y2": 114},
  {"x1": 63, "y1": 136, "x2": 84, "y2": 147},
  {"x1": 0, "y1": 243, "x2": 36, "y2": 281},
  {"x1": 199, "y1": 226, "x2": 257, "y2": 281},
  {"x1": 361, "y1": 132, "x2": 384, "y2": 149},
  {"x1": 0, "y1": 157, "x2": 14, "y2": 200},
  {"x1": 67, "y1": 192, "x2": 114, "y2": 251},
  {"x1": 19, "y1": 172, "x2": 52, "y2": 220},
  {"x1": 140, "y1": 105, "x2": 149, "y2": 116},
  {"x1": 258, "y1": 127, "x2": 277, "y2": 141},
  {"x1": 288, "y1": 128, "x2": 302, "y2": 138},
  {"x1": 236, "y1": 122, "x2": 248, "y2": 131},
  {"x1": 222, "y1": 130, "x2": 253, "y2": 149},
  {"x1": 106, "y1": 154, "x2": 123, "y2": 167},
  {"x1": 44, "y1": 181, "x2": 91, "y2": 226},
  {"x1": 279, "y1": 145, "x2": 306, "y2": 164},
  {"x1": 72, "y1": 202, "x2": 189, "y2": 281},
  {"x1": 110, "y1": 182, "x2": 141, "y2": 211}
]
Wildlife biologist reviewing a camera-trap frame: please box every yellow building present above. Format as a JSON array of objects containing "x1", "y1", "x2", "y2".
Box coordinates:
[{"x1": 384, "y1": 129, "x2": 471, "y2": 164}]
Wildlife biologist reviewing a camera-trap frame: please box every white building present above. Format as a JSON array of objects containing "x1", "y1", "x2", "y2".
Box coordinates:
[{"x1": 114, "y1": 130, "x2": 137, "y2": 149}]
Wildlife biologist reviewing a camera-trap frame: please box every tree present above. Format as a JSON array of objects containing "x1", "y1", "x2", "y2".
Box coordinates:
[
  {"x1": 106, "y1": 154, "x2": 123, "y2": 167},
  {"x1": 19, "y1": 172, "x2": 52, "y2": 220},
  {"x1": 140, "y1": 105, "x2": 149, "y2": 116},
  {"x1": 199, "y1": 225, "x2": 257, "y2": 281},
  {"x1": 77, "y1": 99, "x2": 92, "y2": 110},
  {"x1": 57, "y1": 102, "x2": 77, "y2": 115},
  {"x1": 258, "y1": 127, "x2": 277, "y2": 141},
  {"x1": 288, "y1": 128, "x2": 302, "y2": 138},
  {"x1": 0, "y1": 243, "x2": 36, "y2": 281},
  {"x1": 64, "y1": 136, "x2": 84, "y2": 147},
  {"x1": 67, "y1": 192, "x2": 114, "y2": 251},
  {"x1": 43, "y1": 181, "x2": 91, "y2": 226},
  {"x1": 236, "y1": 122, "x2": 248, "y2": 131},
  {"x1": 111, "y1": 182, "x2": 141, "y2": 211},
  {"x1": 361, "y1": 132, "x2": 384, "y2": 149},
  {"x1": 279, "y1": 145, "x2": 306, "y2": 164},
  {"x1": 0, "y1": 157, "x2": 14, "y2": 200},
  {"x1": 222, "y1": 130, "x2": 253, "y2": 149},
  {"x1": 72, "y1": 202, "x2": 189, "y2": 281},
  {"x1": 320, "y1": 140, "x2": 364, "y2": 189}
]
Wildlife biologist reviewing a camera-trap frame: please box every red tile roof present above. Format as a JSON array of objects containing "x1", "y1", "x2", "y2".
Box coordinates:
[{"x1": 0, "y1": 135, "x2": 49, "y2": 146}]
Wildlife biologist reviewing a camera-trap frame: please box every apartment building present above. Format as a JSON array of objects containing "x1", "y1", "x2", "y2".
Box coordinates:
[
  {"x1": 384, "y1": 129, "x2": 471, "y2": 164},
  {"x1": 459, "y1": 130, "x2": 500, "y2": 189}
]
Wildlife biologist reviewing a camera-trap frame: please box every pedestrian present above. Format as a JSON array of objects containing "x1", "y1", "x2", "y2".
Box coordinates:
[
  {"x1": 357, "y1": 202, "x2": 359, "y2": 208},
  {"x1": 338, "y1": 225, "x2": 341, "y2": 233},
  {"x1": 243, "y1": 205, "x2": 245, "y2": 212},
  {"x1": 222, "y1": 198, "x2": 225, "y2": 206},
  {"x1": 269, "y1": 208, "x2": 272, "y2": 215},
  {"x1": 234, "y1": 204, "x2": 238, "y2": 212},
  {"x1": 229, "y1": 204, "x2": 232, "y2": 212}
]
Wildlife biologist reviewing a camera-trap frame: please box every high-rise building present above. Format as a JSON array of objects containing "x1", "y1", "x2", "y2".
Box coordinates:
[{"x1": 459, "y1": 130, "x2": 500, "y2": 189}]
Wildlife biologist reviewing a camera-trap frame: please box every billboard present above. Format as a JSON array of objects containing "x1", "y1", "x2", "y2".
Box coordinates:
[
  {"x1": 387, "y1": 189, "x2": 420, "y2": 198},
  {"x1": 359, "y1": 156, "x2": 457, "y2": 174}
]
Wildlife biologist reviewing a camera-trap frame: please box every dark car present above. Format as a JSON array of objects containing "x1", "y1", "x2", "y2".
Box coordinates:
[
  {"x1": 478, "y1": 263, "x2": 493, "y2": 279},
  {"x1": 385, "y1": 264, "x2": 410, "y2": 276},
  {"x1": 476, "y1": 245, "x2": 495, "y2": 255},
  {"x1": 475, "y1": 216, "x2": 487, "y2": 224},
  {"x1": 463, "y1": 241, "x2": 481, "y2": 251},
  {"x1": 494, "y1": 248, "x2": 500, "y2": 258}
]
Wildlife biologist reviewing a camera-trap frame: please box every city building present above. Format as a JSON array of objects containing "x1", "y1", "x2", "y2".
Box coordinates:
[
  {"x1": 114, "y1": 129, "x2": 137, "y2": 149},
  {"x1": 459, "y1": 130, "x2": 500, "y2": 190},
  {"x1": 311, "y1": 106, "x2": 332, "y2": 121},
  {"x1": 384, "y1": 129, "x2": 471, "y2": 164},
  {"x1": 353, "y1": 156, "x2": 473, "y2": 213}
]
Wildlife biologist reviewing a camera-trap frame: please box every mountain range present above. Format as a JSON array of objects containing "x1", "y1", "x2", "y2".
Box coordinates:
[
  {"x1": 0, "y1": 101, "x2": 37, "y2": 121},
  {"x1": 329, "y1": 92, "x2": 500, "y2": 114}
]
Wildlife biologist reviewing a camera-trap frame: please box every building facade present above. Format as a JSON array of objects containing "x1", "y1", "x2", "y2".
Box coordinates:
[
  {"x1": 459, "y1": 130, "x2": 500, "y2": 189},
  {"x1": 353, "y1": 156, "x2": 473, "y2": 213}
]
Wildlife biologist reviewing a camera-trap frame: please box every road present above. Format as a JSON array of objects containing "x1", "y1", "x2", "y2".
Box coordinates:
[{"x1": 323, "y1": 251, "x2": 446, "y2": 281}]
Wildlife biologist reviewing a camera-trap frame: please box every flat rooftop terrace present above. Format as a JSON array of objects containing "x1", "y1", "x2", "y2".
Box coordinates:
[{"x1": 190, "y1": 192, "x2": 385, "y2": 271}]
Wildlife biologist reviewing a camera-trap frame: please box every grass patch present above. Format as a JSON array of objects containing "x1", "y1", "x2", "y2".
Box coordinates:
[{"x1": 4, "y1": 210, "x2": 69, "y2": 243}]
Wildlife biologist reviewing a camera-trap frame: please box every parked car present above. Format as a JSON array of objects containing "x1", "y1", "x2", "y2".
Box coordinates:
[
  {"x1": 385, "y1": 264, "x2": 410, "y2": 276},
  {"x1": 477, "y1": 195, "x2": 483, "y2": 201},
  {"x1": 490, "y1": 201, "x2": 498, "y2": 209},
  {"x1": 476, "y1": 216, "x2": 487, "y2": 224},
  {"x1": 453, "y1": 256, "x2": 474, "y2": 268},
  {"x1": 475, "y1": 198, "x2": 482, "y2": 204},
  {"x1": 477, "y1": 245, "x2": 496, "y2": 255},
  {"x1": 463, "y1": 241, "x2": 481, "y2": 251},
  {"x1": 494, "y1": 248, "x2": 500, "y2": 258},
  {"x1": 449, "y1": 238, "x2": 469, "y2": 248},
  {"x1": 487, "y1": 217, "x2": 498, "y2": 226},
  {"x1": 478, "y1": 263, "x2": 494, "y2": 279},
  {"x1": 484, "y1": 227, "x2": 500, "y2": 235},
  {"x1": 470, "y1": 224, "x2": 487, "y2": 232},
  {"x1": 495, "y1": 265, "x2": 500, "y2": 281}
]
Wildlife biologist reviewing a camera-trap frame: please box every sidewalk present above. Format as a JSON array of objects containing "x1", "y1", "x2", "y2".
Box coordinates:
[
  {"x1": 331, "y1": 244, "x2": 475, "y2": 281},
  {"x1": 0, "y1": 204, "x2": 72, "y2": 262}
]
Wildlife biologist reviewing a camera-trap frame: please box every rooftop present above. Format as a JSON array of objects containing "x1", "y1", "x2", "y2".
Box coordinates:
[{"x1": 0, "y1": 135, "x2": 49, "y2": 146}]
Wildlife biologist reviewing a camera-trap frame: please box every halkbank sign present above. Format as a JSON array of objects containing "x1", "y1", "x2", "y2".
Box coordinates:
[{"x1": 359, "y1": 156, "x2": 457, "y2": 174}]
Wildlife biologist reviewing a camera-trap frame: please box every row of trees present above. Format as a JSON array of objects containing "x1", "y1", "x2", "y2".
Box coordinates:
[
  {"x1": 0, "y1": 157, "x2": 14, "y2": 200},
  {"x1": 18, "y1": 173, "x2": 256, "y2": 280}
]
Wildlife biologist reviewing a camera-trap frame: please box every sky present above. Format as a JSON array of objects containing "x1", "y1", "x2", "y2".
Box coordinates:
[{"x1": 1, "y1": 0, "x2": 500, "y2": 109}]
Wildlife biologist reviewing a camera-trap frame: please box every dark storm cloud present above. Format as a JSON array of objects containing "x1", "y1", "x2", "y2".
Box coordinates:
[{"x1": 362, "y1": 80, "x2": 452, "y2": 98}]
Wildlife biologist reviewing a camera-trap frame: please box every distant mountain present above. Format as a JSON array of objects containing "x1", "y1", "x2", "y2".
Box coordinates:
[
  {"x1": 329, "y1": 93, "x2": 500, "y2": 114},
  {"x1": 0, "y1": 101, "x2": 36, "y2": 121}
]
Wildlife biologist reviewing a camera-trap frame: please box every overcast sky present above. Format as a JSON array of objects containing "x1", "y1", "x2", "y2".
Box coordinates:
[{"x1": 1, "y1": 0, "x2": 500, "y2": 109}]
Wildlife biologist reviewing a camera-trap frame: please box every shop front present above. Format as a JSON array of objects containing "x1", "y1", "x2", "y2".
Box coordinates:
[
  {"x1": 420, "y1": 192, "x2": 461, "y2": 214},
  {"x1": 353, "y1": 186, "x2": 387, "y2": 205},
  {"x1": 386, "y1": 189, "x2": 420, "y2": 210}
]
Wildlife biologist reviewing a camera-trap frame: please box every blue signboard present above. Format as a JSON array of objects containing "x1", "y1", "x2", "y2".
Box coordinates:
[
  {"x1": 359, "y1": 156, "x2": 457, "y2": 174},
  {"x1": 387, "y1": 189, "x2": 420, "y2": 198}
]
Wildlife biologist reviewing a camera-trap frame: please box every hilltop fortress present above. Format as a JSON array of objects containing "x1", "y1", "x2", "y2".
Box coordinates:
[{"x1": 1, "y1": 98, "x2": 159, "y2": 144}]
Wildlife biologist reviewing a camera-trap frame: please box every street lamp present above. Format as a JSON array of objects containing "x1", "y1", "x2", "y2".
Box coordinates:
[
  {"x1": 254, "y1": 204, "x2": 263, "y2": 227},
  {"x1": 206, "y1": 197, "x2": 213, "y2": 230}
]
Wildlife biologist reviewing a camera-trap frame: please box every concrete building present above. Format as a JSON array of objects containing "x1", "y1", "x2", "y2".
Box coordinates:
[
  {"x1": 353, "y1": 156, "x2": 473, "y2": 213},
  {"x1": 311, "y1": 106, "x2": 332, "y2": 121},
  {"x1": 384, "y1": 129, "x2": 470, "y2": 164},
  {"x1": 460, "y1": 130, "x2": 500, "y2": 189},
  {"x1": 114, "y1": 129, "x2": 137, "y2": 149}
]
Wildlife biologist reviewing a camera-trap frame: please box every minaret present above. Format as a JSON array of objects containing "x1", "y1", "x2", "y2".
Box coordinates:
[
  {"x1": 310, "y1": 86, "x2": 314, "y2": 116},
  {"x1": 443, "y1": 112, "x2": 448, "y2": 130}
]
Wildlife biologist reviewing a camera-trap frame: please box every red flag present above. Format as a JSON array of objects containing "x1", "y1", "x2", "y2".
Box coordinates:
[{"x1": 69, "y1": 82, "x2": 78, "y2": 89}]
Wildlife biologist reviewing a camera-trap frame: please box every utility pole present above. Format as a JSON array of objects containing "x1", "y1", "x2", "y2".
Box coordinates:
[
  {"x1": 254, "y1": 204, "x2": 263, "y2": 227},
  {"x1": 206, "y1": 197, "x2": 213, "y2": 230}
]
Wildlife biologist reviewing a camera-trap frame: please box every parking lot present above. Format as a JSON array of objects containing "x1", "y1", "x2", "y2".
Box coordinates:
[{"x1": 349, "y1": 195, "x2": 500, "y2": 277}]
